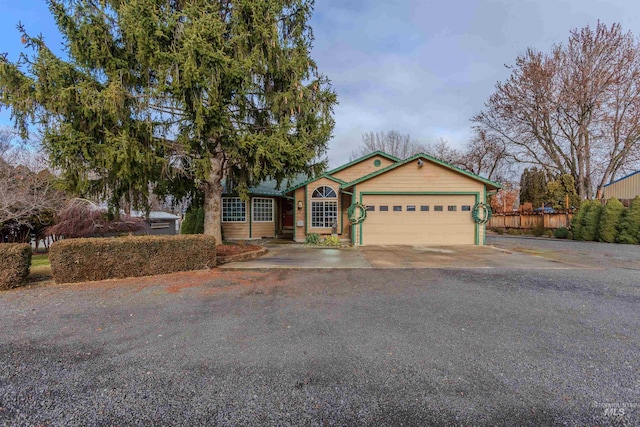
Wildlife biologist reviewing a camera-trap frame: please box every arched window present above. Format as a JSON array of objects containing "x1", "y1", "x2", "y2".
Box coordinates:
[
  {"x1": 312, "y1": 186, "x2": 337, "y2": 198},
  {"x1": 311, "y1": 186, "x2": 338, "y2": 228}
]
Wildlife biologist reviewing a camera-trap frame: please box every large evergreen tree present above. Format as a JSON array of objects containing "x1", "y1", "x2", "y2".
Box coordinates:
[{"x1": 0, "y1": 0, "x2": 336, "y2": 242}]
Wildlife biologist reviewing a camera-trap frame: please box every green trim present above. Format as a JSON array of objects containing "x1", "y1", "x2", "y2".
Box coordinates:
[
  {"x1": 293, "y1": 191, "x2": 297, "y2": 241},
  {"x1": 304, "y1": 185, "x2": 308, "y2": 236},
  {"x1": 357, "y1": 191, "x2": 481, "y2": 246},
  {"x1": 283, "y1": 173, "x2": 347, "y2": 194},
  {"x1": 248, "y1": 198, "x2": 253, "y2": 238},
  {"x1": 342, "y1": 153, "x2": 502, "y2": 190},
  {"x1": 351, "y1": 185, "x2": 357, "y2": 245},
  {"x1": 326, "y1": 151, "x2": 401, "y2": 176}
]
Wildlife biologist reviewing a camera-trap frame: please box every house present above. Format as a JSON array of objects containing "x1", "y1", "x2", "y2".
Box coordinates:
[
  {"x1": 602, "y1": 170, "x2": 640, "y2": 202},
  {"x1": 221, "y1": 151, "x2": 501, "y2": 245}
]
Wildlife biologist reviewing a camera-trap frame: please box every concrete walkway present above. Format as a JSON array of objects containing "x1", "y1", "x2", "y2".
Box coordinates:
[
  {"x1": 220, "y1": 242, "x2": 589, "y2": 269},
  {"x1": 219, "y1": 243, "x2": 372, "y2": 269}
]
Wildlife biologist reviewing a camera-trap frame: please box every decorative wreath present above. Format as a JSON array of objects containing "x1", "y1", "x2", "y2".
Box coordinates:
[
  {"x1": 347, "y1": 202, "x2": 368, "y2": 224},
  {"x1": 472, "y1": 202, "x2": 492, "y2": 224}
]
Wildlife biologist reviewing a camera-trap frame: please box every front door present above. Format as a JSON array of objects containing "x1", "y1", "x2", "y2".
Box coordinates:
[{"x1": 283, "y1": 200, "x2": 294, "y2": 227}]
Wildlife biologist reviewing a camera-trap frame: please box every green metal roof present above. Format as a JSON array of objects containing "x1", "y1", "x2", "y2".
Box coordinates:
[{"x1": 342, "y1": 153, "x2": 502, "y2": 190}]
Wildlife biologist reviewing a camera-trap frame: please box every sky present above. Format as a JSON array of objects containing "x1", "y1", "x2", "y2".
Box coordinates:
[{"x1": 1, "y1": 0, "x2": 640, "y2": 167}]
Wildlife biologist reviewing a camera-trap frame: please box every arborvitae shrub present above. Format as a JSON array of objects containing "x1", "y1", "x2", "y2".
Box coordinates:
[
  {"x1": 581, "y1": 201, "x2": 603, "y2": 241},
  {"x1": 598, "y1": 198, "x2": 625, "y2": 243},
  {"x1": 617, "y1": 196, "x2": 640, "y2": 244},
  {"x1": 571, "y1": 202, "x2": 589, "y2": 240}
]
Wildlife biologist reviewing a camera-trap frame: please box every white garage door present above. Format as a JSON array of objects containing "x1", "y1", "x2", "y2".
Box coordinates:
[{"x1": 360, "y1": 194, "x2": 476, "y2": 245}]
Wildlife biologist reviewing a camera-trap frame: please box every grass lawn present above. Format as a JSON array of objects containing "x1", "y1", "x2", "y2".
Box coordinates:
[{"x1": 29, "y1": 254, "x2": 52, "y2": 283}]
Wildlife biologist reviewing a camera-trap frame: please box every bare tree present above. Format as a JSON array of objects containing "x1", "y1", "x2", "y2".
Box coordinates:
[
  {"x1": 473, "y1": 22, "x2": 640, "y2": 199},
  {"x1": 0, "y1": 128, "x2": 65, "y2": 242},
  {"x1": 350, "y1": 131, "x2": 428, "y2": 160},
  {"x1": 457, "y1": 129, "x2": 514, "y2": 183}
]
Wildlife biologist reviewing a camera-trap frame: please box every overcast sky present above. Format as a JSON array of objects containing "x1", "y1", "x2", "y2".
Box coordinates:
[{"x1": 2, "y1": 0, "x2": 640, "y2": 167}]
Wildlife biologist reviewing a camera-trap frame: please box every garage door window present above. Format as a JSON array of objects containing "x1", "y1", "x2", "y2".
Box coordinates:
[
  {"x1": 379, "y1": 206, "x2": 389, "y2": 211},
  {"x1": 406, "y1": 205, "x2": 416, "y2": 212},
  {"x1": 462, "y1": 205, "x2": 471, "y2": 211},
  {"x1": 448, "y1": 205, "x2": 457, "y2": 211},
  {"x1": 434, "y1": 205, "x2": 443, "y2": 212},
  {"x1": 311, "y1": 186, "x2": 337, "y2": 228},
  {"x1": 393, "y1": 206, "x2": 402, "y2": 212},
  {"x1": 420, "y1": 205, "x2": 429, "y2": 212}
]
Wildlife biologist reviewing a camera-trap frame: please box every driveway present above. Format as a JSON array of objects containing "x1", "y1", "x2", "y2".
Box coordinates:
[
  {"x1": 1, "y1": 264, "x2": 638, "y2": 425},
  {"x1": 221, "y1": 241, "x2": 587, "y2": 269}
]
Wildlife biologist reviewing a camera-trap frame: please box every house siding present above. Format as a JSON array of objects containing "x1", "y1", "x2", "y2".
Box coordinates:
[
  {"x1": 221, "y1": 197, "x2": 276, "y2": 240},
  {"x1": 295, "y1": 188, "x2": 306, "y2": 242},
  {"x1": 331, "y1": 154, "x2": 396, "y2": 183}
]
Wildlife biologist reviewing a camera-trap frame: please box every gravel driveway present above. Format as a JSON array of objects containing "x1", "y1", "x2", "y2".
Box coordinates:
[{"x1": 1, "y1": 241, "x2": 639, "y2": 426}]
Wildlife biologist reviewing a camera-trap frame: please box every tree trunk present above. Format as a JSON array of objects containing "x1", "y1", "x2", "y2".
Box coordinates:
[{"x1": 203, "y1": 154, "x2": 225, "y2": 244}]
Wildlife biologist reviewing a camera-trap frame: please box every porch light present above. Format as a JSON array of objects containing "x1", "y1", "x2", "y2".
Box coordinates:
[{"x1": 297, "y1": 201, "x2": 303, "y2": 210}]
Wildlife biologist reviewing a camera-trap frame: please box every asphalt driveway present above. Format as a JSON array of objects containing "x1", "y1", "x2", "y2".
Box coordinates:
[{"x1": 1, "y1": 242, "x2": 639, "y2": 425}]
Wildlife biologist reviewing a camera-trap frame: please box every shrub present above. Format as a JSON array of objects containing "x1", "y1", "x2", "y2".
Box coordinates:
[
  {"x1": 49, "y1": 235, "x2": 216, "y2": 284},
  {"x1": 571, "y1": 201, "x2": 590, "y2": 240},
  {"x1": 598, "y1": 198, "x2": 625, "y2": 243},
  {"x1": 545, "y1": 230, "x2": 554, "y2": 238},
  {"x1": 554, "y1": 227, "x2": 569, "y2": 239},
  {"x1": 305, "y1": 233, "x2": 321, "y2": 245},
  {"x1": 581, "y1": 201, "x2": 603, "y2": 241},
  {"x1": 531, "y1": 223, "x2": 546, "y2": 237},
  {"x1": 322, "y1": 235, "x2": 341, "y2": 246},
  {"x1": 617, "y1": 196, "x2": 640, "y2": 244},
  {"x1": 181, "y1": 206, "x2": 204, "y2": 234},
  {"x1": 0, "y1": 244, "x2": 32, "y2": 290},
  {"x1": 506, "y1": 228, "x2": 521, "y2": 235}
]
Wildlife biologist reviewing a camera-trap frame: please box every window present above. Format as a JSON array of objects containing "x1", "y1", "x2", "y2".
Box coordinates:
[
  {"x1": 222, "y1": 198, "x2": 246, "y2": 222},
  {"x1": 311, "y1": 186, "x2": 337, "y2": 228},
  {"x1": 406, "y1": 205, "x2": 416, "y2": 212},
  {"x1": 462, "y1": 205, "x2": 471, "y2": 212},
  {"x1": 420, "y1": 205, "x2": 429, "y2": 212},
  {"x1": 448, "y1": 205, "x2": 457, "y2": 212},
  {"x1": 252, "y1": 198, "x2": 274, "y2": 222},
  {"x1": 150, "y1": 221, "x2": 170, "y2": 229},
  {"x1": 366, "y1": 205, "x2": 375, "y2": 211},
  {"x1": 379, "y1": 205, "x2": 389, "y2": 212},
  {"x1": 434, "y1": 205, "x2": 443, "y2": 212},
  {"x1": 373, "y1": 159, "x2": 382, "y2": 167},
  {"x1": 393, "y1": 206, "x2": 402, "y2": 212},
  {"x1": 312, "y1": 186, "x2": 337, "y2": 198}
]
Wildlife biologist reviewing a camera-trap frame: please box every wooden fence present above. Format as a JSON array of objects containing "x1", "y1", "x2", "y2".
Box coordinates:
[{"x1": 488, "y1": 212, "x2": 574, "y2": 229}]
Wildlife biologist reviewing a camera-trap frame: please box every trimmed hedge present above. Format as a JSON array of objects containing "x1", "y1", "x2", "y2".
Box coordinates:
[
  {"x1": 0, "y1": 244, "x2": 32, "y2": 290},
  {"x1": 49, "y1": 235, "x2": 217, "y2": 284}
]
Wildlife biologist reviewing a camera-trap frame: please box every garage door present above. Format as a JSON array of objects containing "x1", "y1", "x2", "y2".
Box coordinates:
[{"x1": 360, "y1": 194, "x2": 476, "y2": 245}]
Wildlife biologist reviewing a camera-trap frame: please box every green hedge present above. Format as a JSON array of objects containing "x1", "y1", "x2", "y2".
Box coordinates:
[
  {"x1": 598, "y1": 198, "x2": 625, "y2": 243},
  {"x1": 49, "y1": 235, "x2": 217, "y2": 284},
  {"x1": 0, "y1": 244, "x2": 32, "y2": 290},
  {"x1": 617, "y1": 196, "x2": 640, "y2": 244}
]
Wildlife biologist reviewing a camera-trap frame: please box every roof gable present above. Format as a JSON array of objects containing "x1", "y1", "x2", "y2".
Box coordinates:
[
  {"x1": 283, "y1": 173, "x2": 347, "y2": 194},
  {"x1": 325, "y1": 151, "x2": 401, "y2": 176},
  {"x1": 603, "y1": 169, "x2": 640, "y2": 187},
  {"x1": 343, "y1": 153, "x2": 502, "y2": 190}
]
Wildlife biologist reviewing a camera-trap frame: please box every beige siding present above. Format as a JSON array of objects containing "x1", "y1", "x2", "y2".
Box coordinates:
[
  {"x1": 603, "y1": 172, "x2": 640, "y2": 200},
  {"x1": 360, "y1": 195, "x2": 476, "y2": 245},
  {"x1": 222, "y1": 197, "x2": 276, "y2": 240},
  {"x1": 356, "y1": 160, "x2": 485, "y2": 194},
  {"x1": 332, "y1": 155, "x2": 396, "y2": 183},
  {"x1": 341, "y1": 193, "x2": 352, "y2": 240}
]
